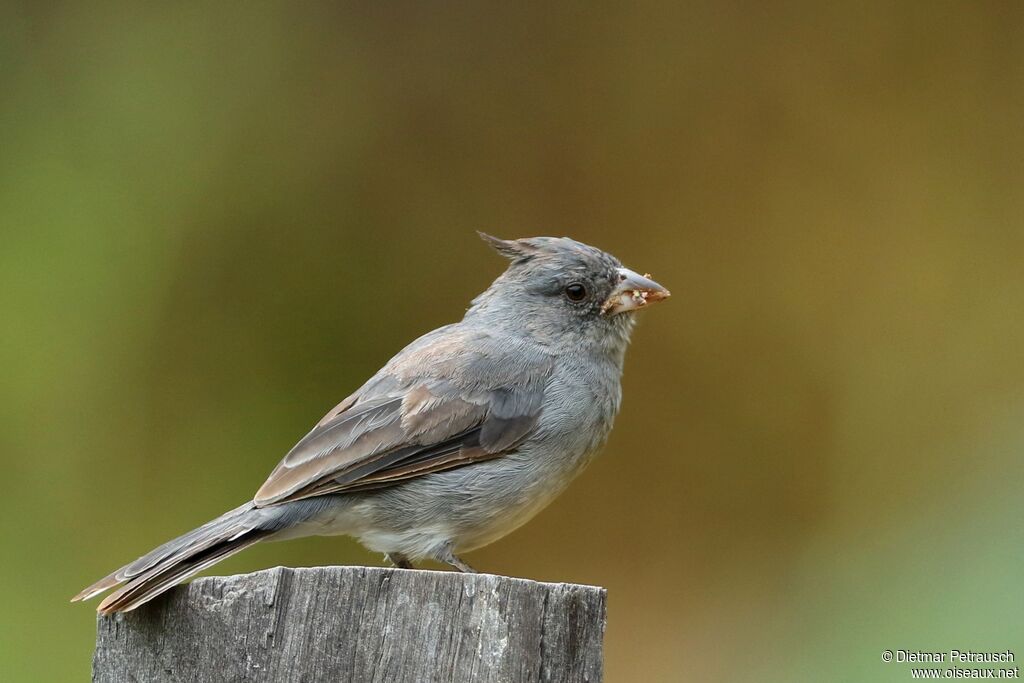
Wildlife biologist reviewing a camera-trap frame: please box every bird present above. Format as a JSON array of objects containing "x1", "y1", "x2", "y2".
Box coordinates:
[{"x1": 73, "y1": 233, "x2": 670, "y2": 613}]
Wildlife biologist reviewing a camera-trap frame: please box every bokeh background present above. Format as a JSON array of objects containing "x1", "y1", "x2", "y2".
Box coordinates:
[{"x1": 3, "y1": 2, "x2": 1023, "y2": 680}]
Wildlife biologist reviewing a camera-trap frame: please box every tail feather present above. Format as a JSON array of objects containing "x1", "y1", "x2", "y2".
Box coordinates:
[
  {"x1": 96, "y1": 533, "x2": 268, "y2": 613},
  {"x1": 72, "y1": 502, "x2": 264, "y2": 613},
  {"x1": 73, "y1": 497, "x2": 334, "y2": 613}
]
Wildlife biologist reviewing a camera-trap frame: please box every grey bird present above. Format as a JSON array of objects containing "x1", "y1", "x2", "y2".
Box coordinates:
[{"x1": 73, "y1": 234, "x2": 670, "y2": 613}]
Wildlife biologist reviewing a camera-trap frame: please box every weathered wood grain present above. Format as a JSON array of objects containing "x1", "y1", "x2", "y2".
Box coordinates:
[{"x1": 92, "y1": 566, "x2": 606, "y2": 682}]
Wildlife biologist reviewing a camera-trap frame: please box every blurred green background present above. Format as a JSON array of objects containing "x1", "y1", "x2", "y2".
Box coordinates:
[{"x1": 3, "y1": 1, "x2": 1022, "y2": 680}]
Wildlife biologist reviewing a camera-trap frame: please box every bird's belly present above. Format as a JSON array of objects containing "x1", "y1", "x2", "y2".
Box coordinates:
[
  {"x1": 448, "y1": 471, "x2": 570, "y2": 552},
  {"x1": 344, "y1": 439, "x2": 600, "y2": 557},
  {"x1": 451, "y1": 427, "x2": 611, "y2": 551}
]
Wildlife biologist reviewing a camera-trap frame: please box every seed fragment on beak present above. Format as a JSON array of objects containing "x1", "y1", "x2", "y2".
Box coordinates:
[{"x1": 601, "y1": 267, "x2": 670, "y2": 315}]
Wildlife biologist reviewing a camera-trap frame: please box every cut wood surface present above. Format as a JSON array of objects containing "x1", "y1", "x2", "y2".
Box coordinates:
[{"x1": 92, "y1": 565, "x2": 606, "y2": 682}]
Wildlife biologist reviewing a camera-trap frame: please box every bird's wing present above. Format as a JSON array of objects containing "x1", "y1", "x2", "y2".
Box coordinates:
[{"x1": 253, "y1": 325, "x2": 553, "y2": 506}]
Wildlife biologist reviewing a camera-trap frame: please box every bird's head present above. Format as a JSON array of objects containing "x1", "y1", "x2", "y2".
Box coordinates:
[{"x1": 468, "y1": 233, "x2": 670, "y2": 352}]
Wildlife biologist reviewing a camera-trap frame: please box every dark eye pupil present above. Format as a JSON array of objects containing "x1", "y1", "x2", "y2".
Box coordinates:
[{"x1": 565, "y1": 283, "x2": 587, "y2": 301}]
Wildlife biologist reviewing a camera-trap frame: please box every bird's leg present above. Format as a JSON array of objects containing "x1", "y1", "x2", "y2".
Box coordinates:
[
  {"x1": 435, "y1": 542, "x2": 477, "y2": 573},
  {"x1": 386, "y1": 552, "x2": 415, "y2": 569}
]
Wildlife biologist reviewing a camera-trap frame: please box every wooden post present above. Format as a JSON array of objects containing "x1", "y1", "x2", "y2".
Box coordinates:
[{"x1": 92, "y1": 566, "x2": 606, "y2": 682}]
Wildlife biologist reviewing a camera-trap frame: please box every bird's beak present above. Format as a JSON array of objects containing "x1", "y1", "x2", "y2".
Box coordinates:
[{"x1": 601, "y1": 267, "x2": 671, "y2": 315}]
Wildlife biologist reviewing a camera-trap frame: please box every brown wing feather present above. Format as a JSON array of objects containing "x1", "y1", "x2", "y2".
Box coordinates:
[{"x1": 253, "y1": 327, "x2": 553, "y2": 507}]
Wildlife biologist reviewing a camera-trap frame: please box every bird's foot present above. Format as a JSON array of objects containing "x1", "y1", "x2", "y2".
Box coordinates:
[
  {"x1": 386, "y1": 552, "x2": 415, "y2": 569},
  {"x1": 435, "y1": 542, "x2": 477, "y2": 573}
]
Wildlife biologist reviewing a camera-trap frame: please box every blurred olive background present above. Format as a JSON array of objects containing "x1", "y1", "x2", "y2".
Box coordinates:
[{"x1": 3, "y1": 1, "x2": 1023, "y2": 681}]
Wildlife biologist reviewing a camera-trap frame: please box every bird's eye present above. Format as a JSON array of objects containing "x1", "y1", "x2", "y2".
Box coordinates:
[{"x1": 564, "y1": 283, "x2": 587, "y2": 301}]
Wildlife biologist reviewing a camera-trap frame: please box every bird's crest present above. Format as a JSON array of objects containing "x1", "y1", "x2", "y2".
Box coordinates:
[
  {"x1": 478, "y1": 232, "x2": 604, "y2": 266},
  {"x1": 478, "y1": 232, "x2": 538, "y2": 262}
]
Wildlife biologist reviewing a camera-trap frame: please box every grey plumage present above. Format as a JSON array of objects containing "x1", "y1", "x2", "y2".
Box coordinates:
[{"x1": 73, "y1": 234, "x2": 669, "y2": 613}]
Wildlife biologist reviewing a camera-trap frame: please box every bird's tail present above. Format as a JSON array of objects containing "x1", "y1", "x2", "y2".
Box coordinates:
[{"x1": 71, "y1": 499, "x2": 325, "y2": 614}]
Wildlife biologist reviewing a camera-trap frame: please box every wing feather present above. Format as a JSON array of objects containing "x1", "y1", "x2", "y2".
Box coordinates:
[{"x1": 253, "y1": 327, "x2": 552, "y2": 506}]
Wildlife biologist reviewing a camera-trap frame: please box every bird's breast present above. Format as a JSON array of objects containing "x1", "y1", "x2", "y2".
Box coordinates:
[{"x1": 534, "y1": 360, "x2": 623, "y2": 454}]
